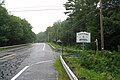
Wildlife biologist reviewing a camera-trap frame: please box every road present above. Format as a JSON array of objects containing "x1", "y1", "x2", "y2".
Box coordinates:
[{"x1": 0, "y1": 43, "x2": 59, "y2": 80}]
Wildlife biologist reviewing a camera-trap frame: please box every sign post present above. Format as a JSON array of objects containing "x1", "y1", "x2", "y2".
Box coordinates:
[
  {"x1": 76, "y1": 32, "x2": 91, "y2": 50},
  {"x1": 95, "y1": 39, "x2": 98, "y2": 51},
  {"x1": 57, "y1": 39, "x2": 64, "y2": 56}
]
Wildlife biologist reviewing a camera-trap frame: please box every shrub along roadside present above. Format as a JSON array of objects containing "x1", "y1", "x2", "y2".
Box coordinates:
[
  {"x1": 54, "y1": 58, "x2": 70, "y2": 80},
  {"x1": 63, "y1": 50, "x2": 120, "y2": 80},
  {"x1": 50, "y1": 43, "x2": 120, "y2": 80},
  {"x1": 64, "y1": 57, "x2": 109, "y2": 80}
]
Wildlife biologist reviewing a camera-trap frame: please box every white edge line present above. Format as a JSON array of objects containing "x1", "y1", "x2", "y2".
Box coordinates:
[
  {"x1": 43, "y1": 43, "x2": 45, "y2": 51},
  {"x1": 11, "y1": 66, "x2": 29, "y2": 80},
  {"x1": 11, "y1": 60, "x2": 53, "y2": 80},
  {"x1": 30, "y1": 60, "x2": 53, "y2": 67}
]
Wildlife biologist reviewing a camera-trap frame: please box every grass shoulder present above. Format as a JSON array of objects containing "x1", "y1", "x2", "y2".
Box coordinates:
[
  {"x1": 51, "y1": 43, "x2": 120, "y2": 80},
  {"x1": 63, "y1": 57, "x2": 109, "y2": 80},
  {"x1": 54, "y1": 58, "x2": 70, "y2": 80}
]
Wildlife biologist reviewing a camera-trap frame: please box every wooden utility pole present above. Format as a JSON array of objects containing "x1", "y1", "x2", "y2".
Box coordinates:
[{"x1": 100, "y1": 0, "x2": 104, "y2": 52}]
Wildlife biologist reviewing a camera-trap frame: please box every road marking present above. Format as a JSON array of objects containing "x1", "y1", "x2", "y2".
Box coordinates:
[
  {"x1": 0, "y1": 54, "x2": 15, "y2": 59},
  {"x1": 43, "y1": 43, "x2": 45, "y2": 51},
  {"x1": 11, "y1": 66, "x2": 29, "y2": 80},
  {"x1": 11, "y1": 60, "x2": 53, "y2": 80},
  {"x1": 30, "y1": 60, "x2": 53, "y2": 67}
]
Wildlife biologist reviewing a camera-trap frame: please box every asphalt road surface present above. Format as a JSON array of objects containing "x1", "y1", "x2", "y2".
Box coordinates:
[{"x1": 0, "y1": 43, "x2": 60, "y2": 80}]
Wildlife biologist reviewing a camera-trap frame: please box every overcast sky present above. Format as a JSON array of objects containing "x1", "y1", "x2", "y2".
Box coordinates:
[{"x1": 5, "y1": 0, "x2": 68, "y2": 34}]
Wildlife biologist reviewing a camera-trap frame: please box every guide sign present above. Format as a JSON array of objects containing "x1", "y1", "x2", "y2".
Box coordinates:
[{"x1": 76, "y1": 32, "x2": 91, "y2": 43}]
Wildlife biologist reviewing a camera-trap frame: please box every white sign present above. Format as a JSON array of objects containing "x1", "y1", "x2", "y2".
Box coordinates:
[{"x1": 76, "y1": 32, "x2": 91, "y2": 43}]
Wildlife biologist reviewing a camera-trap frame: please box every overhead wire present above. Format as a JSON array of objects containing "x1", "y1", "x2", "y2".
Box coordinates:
[
  {"x1": 8, "y1": 5, "x2": 64, "y2": 9},
  {"x1": 7, "y1": 5, "x2": 65, "y2": 12},
  {"x1": 10, "y1": 8, "x2": 65, "y2": 12}
]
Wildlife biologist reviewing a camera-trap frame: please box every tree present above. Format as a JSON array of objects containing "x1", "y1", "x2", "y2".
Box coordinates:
[
  {"x1": 102, "y1": 0, "x2": 120, "y2": 51},
  {"x1": 0, "y1": 5, "x2": 36, "y2": 46},
  {"x1": 0, "y1": 5, "x2": 10, "y2": 46},
  {"x1": 35, "y1": 32, "x2": 46, "y2": 42},
  {"x1": 36, "y1": 0, "x2": 120, "y2": 51}
]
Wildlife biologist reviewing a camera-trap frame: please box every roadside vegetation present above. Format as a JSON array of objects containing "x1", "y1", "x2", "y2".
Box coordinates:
[
  {"x1": 0, "y1": 48, "x2": 7, "y2": 51},
  {"x1": 54, "y1": 58, "x2": 70, "y2": 80},
  {"x1": 51, "y1": 43, "x2": 120, "y2": 80},
  {"x1": 35, "y1": 0, "x2": 120, "y2": 79},
  {"x1": 0, "y1": 2, "x2": 36, "y2": 47},
  {"x1": 36, "y1": 0, "x2": 120, "y2": 52},
  {"x1": 64, "y1": 50, "x2": 120, "y2": 80},
  {"x1": 36, "y1": 0, "x2": 120, "y2": 79}
]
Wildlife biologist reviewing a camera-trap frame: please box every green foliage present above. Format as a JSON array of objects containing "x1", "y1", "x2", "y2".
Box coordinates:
[
  {"x1": 118, "y1": 45, "x2": 120, "y2": 52},
  {"x1": 64, "y1": 50, "x2": 120, "y2": 80},
  {"x1": 103, "y1": 0, "x2": 120, "y2": 51},
  {"x1": 37, "y1": 0, "x2": 120, "y2": 52},
  {"x1": 64, "y1": 57, "x2": 108, "y2": 80},
  {"x1": 51, "y1": 42, "x2": 120, "y2": 80},
  {"x1": 0, "y1": 5, "x2": 35, "y2": 46},
  {"x1": 35, "y1": 32, "x2": 46, "y2": 42},
  {"x1": 54, "y1": 58, "x2": 70, "y2": 80}
]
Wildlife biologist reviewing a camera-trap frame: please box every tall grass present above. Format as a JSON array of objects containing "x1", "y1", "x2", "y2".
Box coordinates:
[{"x1": 54, "y1": 58, "x2": 70, "y2": 80}]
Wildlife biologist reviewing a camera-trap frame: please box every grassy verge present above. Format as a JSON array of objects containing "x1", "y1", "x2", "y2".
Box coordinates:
[
  {"x1": 64, "y1": 57, "x2": 109, "y2": 80},
  {"x1": 50, "y1": 42, "x2": 63, "y2": 53},
  {"x1": 54, "y1": 58, "x2": 70, "y2": 80},
  {"x1": 51, "y1": 43, "x2": 120, "y2": 80},
  {"x1": 0, "y1": 48, "x2": 7, "y2": 51},
  {"x1": 50, "y1": 42, "x2": 61, "y2": 49}
]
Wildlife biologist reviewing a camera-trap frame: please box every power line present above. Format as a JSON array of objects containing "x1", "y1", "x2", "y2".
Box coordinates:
[
  {"x1": 8, "y1": 5, "x2": 64, "y2": 9},
  {"x1": 9, "y1": 8, "x2": 65, "y2": 12}
]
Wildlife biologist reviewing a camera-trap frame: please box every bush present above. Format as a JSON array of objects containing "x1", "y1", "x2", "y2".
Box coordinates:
[
  {"x1": 118, "y1": 45, "x2": 120, "y2": 52},
  {"x1": 64, "y1": 50, "x2": 120, "y2": 79}
]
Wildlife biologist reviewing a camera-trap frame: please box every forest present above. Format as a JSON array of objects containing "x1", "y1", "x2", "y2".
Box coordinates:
[
  {"x1": 0, "y1": 3, "x2": 36, "y2": 46},
  {"x1": 36, "y1": 0, "x2": 120, "y2": 51}
]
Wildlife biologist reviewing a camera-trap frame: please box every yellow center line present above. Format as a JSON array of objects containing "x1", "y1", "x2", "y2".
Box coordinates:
[{"x1": 0, "y1": 54, "x2": 15, "y2": 59}]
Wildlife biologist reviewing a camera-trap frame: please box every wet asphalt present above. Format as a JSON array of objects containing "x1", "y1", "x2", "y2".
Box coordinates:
[{"x1": 0, "y1": 43, "x2": 59, "y2": 80}]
